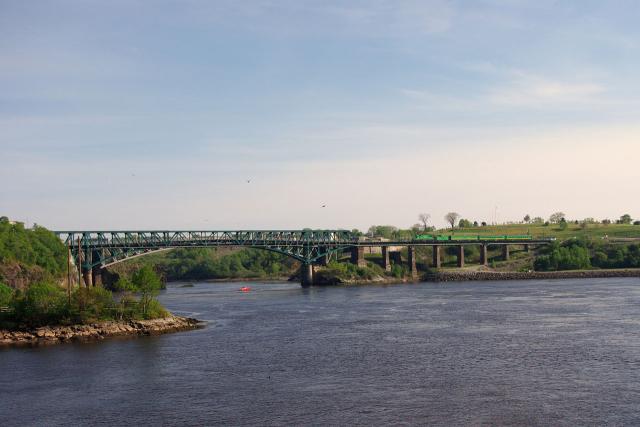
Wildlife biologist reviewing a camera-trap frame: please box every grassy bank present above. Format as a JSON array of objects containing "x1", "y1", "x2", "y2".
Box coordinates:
[{"x1": 443, "y1": 222, "x2": 640, "y2": 240}]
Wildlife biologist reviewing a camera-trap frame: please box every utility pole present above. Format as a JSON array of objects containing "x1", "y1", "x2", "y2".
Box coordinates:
[
  {"x1": 77, "y1": 236, "x2": 82, "y2": 288},
  {"x1": 67, "y1": 244, "x2": 71, "y2": 304}
]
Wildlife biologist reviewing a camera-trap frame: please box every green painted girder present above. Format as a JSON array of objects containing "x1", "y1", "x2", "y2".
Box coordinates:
[{"x1": 55, "y1": 230, "x2": 358, "y2": 269}]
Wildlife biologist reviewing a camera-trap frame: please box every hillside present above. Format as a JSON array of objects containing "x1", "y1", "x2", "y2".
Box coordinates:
[
  {"x1": 0, "y1": 217, "x2": 67, "y2": 289},
  {"x1": 438, "y1": 222, "x2": 640, "y2": 241}
]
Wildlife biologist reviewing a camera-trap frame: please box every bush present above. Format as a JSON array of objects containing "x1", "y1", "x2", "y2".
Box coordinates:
[
  {"x1": 0, "y1": 282, "x2": 13, "y2": 307},
  {"x1": 534, "y1": 242, "x2": 591, "y2": 271},
  {"x1": 140, "y1": 299, "x2": 168, "y2": 320},
  {"x1": 13, "y1": 282, "x2": 68, "y2": 327},
  {"x1": 71, "y1": 287, "x2": 116, "y2": 323}
]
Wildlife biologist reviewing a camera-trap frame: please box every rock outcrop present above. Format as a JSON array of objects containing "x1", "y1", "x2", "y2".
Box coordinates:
[{"x1": 0, "y1": 315, "x2": 203, "y2": 347}]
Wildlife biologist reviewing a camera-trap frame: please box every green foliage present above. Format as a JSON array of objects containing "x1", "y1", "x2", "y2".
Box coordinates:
[
  {"x1": 367, "y1": 225, "x2": 399, "y2": 239},
  {"x1": 12, "y1": 282, "x2": 68, "y2": 326},
  {"x1": 0, "y1": 282, "x2": 13, "y2": 307},
  {"x1": 142, "y1": 248, "x2": 298, "y2": 281},
  {"x1": 620, "y1": 214, "x2": 633, "y2": 225},
  {"x1": 130, "y1": 265, "x2": 163, "y2": 317},
  {"x1": 143, "y1": 299, "x2": 169, "y2": 320},
  {"x1": 590, "y1": 244, "x2": 640, "y2": 269},
  {"x1": 390, "y1": 264, "x2": 405, "y2": 278},
  {"x1": 318, "y1": 260, "x2": 387, "y2": 282},
  {"x1": 458, "y1": 219, "x2": 473, "y2": 228},
  {"x1": 533, "y1": 239, "x2": 640, "y2": 271},
  {"x1": 132, "y1": 265, "x2": 162, "y2": 291},
  {"x1": 112, "y1": 276, "x2": 136, "y2": 292},
  {"x1": 71, "y1": 287, "x2": 116, "y2": 324},
  {"x1": 0, "y1": 219, "x2": 67, "y2": 285},
  {"x1": 1, "y1": 265, "x2": 171, "y2": 328},
  {"x1": 534, "y1": 245, "x2": 591, "y2": 271}
]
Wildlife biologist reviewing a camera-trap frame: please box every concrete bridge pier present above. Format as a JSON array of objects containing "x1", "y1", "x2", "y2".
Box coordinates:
[
  {"x1": 407, "y1": 246, "x2": 418, "y2": 279},
  {"x1": 381, "y1": 247, "x2": 391, "y2": 272},
  {"x1": 502, "y1": 245, "x2": 510, "y2": 261},
  {"x1": 320, "y1": 253, "x2": 331, "y2": 266},
  {"x1": 301, "y1": 263, "x2": 314, "y2": 287},
  {"x1": 351, "y1": 246, "x2": 366, "y2": 267},
  {"x1": 457, "y1": 245, "x2": 465, "y2": 268},
  {"x1": 92, "y1": 266, "x2": 103, "y2": 287},
  {"x1": 82, "y1": 268, "x2": 93, "y2": 287},
  {"x1": 480, "y1": 244, "x2": 488, "y2": 266},
  {"x1": 432, "y1": 246, "x2": 441, "y2": 268}
]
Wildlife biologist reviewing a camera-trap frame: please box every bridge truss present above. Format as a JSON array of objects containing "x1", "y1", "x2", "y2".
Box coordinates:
[{"x1": 56, "y1": 230, "x2": 359, "y2": 271}]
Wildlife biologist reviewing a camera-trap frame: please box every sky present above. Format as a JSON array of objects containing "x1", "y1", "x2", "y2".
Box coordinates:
[{"x1": 1, "y1": 0, "x2": 639, "y2": 230}]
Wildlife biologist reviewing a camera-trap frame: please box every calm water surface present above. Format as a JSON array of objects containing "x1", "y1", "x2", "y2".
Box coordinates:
[{"x1": 2, "y1": 278, "x2": 640, "y2": 426}]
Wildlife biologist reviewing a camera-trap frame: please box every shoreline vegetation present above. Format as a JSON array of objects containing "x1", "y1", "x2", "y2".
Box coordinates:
[
  {"x1": 2, "y1": 215, "x2": 640, "y2": 346},
  {"x1": 0, "y1": 217, "x2": 204, "y2": 346}
]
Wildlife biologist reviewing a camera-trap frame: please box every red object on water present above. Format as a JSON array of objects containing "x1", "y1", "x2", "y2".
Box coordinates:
[{"x1": 239, "y1": 286, "x2": 251, "y2": 292}]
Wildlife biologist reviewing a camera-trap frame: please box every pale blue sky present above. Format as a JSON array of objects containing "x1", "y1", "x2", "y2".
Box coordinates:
[{"x1": 1, "y1": 0, "x2": 639, "y2": 230}]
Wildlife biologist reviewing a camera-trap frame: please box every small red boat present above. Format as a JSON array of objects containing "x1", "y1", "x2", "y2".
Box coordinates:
[{"x1": 239, "y1": 286, "x2": 251, "y2": 292}]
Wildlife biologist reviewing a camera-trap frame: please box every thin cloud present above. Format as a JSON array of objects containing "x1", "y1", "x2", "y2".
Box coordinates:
[{"x1": 489, "y1": 73, "x2": 605, "y2": 107}]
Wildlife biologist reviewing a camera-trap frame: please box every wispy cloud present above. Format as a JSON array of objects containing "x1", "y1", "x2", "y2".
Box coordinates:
[{"x1": 488, "y1": 72, "x2": 605, "y2": 106}]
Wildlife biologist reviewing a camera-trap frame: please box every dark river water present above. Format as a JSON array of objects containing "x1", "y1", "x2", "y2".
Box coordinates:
[{"x1": 2, "y1": 278, "x2": 640, "y2": 426}]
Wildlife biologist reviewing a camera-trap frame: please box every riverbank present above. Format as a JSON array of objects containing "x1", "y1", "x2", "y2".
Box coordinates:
[
  {"x1": 424, "y1": 268, "x2": 640, "y2": 282},
  {"x1": 0, "y1": 315, "x2": 204, "y2": 347}
]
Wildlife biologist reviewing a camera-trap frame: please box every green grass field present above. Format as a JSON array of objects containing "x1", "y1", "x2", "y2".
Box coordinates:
[{"x1": 435, "y1": 223, "x2": 640, "y2": 241}]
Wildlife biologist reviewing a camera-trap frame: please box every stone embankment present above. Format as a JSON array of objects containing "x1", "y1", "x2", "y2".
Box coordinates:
[
  {"x1": 424, "y1": 269, "x2": 640, "y2": 282},
  {"x1": 0, "y1": 315, "x2": 203, "y2": 347}
]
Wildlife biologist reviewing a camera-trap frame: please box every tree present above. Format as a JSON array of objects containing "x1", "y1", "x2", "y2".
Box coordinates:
[
  {"x1": 549, "y1": 212, "x2": 566, "y2": 224},
  {"x1": 445, "y1": 212, "x2": 460, "y2": 229},
  {"x1": 524, "y1": 214, "x2": 531, "y2": 223},
  {"x1": 481, "y1": 221, "x2": 487, "y2": 227},
  {"x1": 458, "y1": 218, "x2": 472, "y2": 228},
  {"x1": 367, "y1": 225, "x2": 398, "y2": 239},
  {"x1": 532, "y1": 217, "x2": 544, "y2": 224},
  {"x1": 559, "y1": 219, "x2": 568, "y2": 231},
  {"x1": 0, "y1": 282, "x2": 13, "y2": 307},
  {"x1": 418, "y1": 213, "x2": 431, "y2": 231},
  {"x1": 131, "y1": 266, "x2": 163, "y2": 317},
  {"x1": 620, "y1": 214, "x2": 632, "y2": 225}
]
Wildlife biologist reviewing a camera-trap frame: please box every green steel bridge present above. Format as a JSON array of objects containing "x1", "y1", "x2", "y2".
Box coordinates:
[{"x1": 55, "y1": 230, "x2": 553, "y2": 287}]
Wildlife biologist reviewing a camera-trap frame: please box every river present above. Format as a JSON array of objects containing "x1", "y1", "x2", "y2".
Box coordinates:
[{"x1": 2, "y1": 278, "x2": 640, "y2": 426}]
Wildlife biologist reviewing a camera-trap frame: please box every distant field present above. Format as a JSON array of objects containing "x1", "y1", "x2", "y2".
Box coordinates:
[{"x1": 435, "y1": 223, "x2": 640, "y2": 241}]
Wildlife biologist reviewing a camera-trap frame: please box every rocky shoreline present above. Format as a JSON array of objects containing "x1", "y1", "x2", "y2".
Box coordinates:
[
  {"x1": 424, "y1": 269, "x2": 640, "y2": 282},
  {"x1": 0, "y1": 315, "x2": 204, "y2": 347}
]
